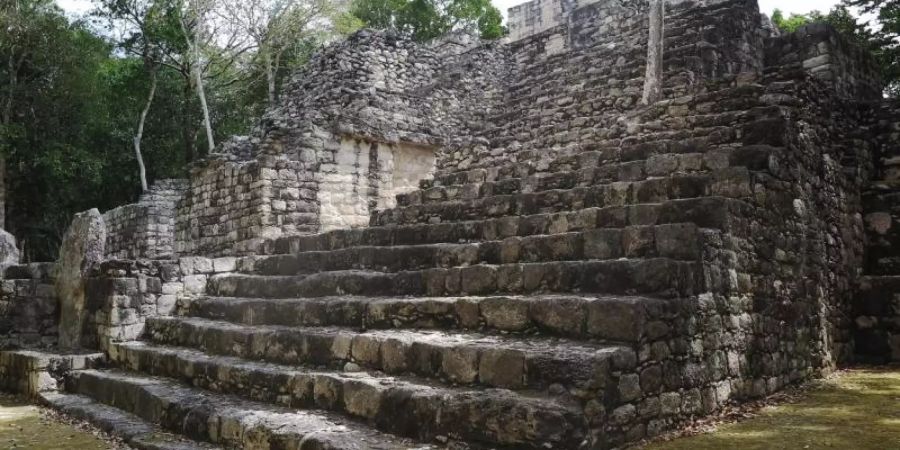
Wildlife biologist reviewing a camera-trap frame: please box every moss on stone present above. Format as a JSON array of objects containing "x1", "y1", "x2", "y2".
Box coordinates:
[{"x1": 647, "y1": 369, "x2": 900, "y2": 450}]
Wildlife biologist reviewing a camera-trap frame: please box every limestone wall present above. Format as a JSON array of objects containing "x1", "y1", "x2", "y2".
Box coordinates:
[
  {"x1": 580, "y1": 27, "x2": 882, "y2": 438},
  {"x1": 166, "y1": 29, "x2": 504, "y2": 254},
  {"x1": 855, "y1": 99, "x2": 900, "y2": 361},
  {"x1": 437, "y1": 0, "x2": 768, "y2": 173},
  {"x1": 81, "y1": 257, "x2": 236, "y2": 352},
  {"x1": 636, "y1": 25, "x2": 882, "y2": 410},
  {"x1": 318, "y1": 137, "x2": 436, "y2": 231},
  {"x1": 260, "y1": 30, "x2": 509, "y2": 158},
  {"x1": 174, "y1": 157, "x2": 318, "y2": 257},
  {"x1": 103, "y1": 179, "x2": 188, "y2": 260},
  {"x1": 0, "y1": 264, "x2": 58, "y2": 349},
  {"x1": 764, "y1": 23, "x2": 883, "y2": 101}
]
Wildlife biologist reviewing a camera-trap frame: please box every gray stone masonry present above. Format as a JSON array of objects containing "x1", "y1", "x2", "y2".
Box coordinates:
[
  {"x1": 4, "y1": 0, "x2": 900, "y2": 449},
  {"x1": 56, "y1": 209, "x2": 105, "y2": 350},
  {"x1": 856, "y1": 98, "x2": 900, "y2": 363},
  {"x1": 0, "y1": 263, "x2": 57, "y2": 349},
  {"x1": 104, "y1": 179, "x2": 188, "y2": 260}
]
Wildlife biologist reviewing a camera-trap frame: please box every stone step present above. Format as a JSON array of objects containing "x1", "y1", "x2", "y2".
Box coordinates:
[
  {"x1": 493, "y1": 85, "x2": 752, "y2": 145},
  {"x1": 854, "y1": 275, "x2": 900, "y2": 362},
  {"x1": 41, "y1": 392, "x2": 217, "y2": 450},
  {"x1": 186, "y1": 294, "x2": 676, "y2": 344},
  {"x1": 501, "y1": 37, "x2": 742, "y2": 107},
  {"x1": 497, "y1": 87, "x2": 643, "y2": 123},
  {"x1": 110, "y1": 342, "x2": 589, "y2": 449},
  {"x1": 504, "y1": 62, "x2": 643, "y2": 97},
  {"x1": 375, "y1": 173, "x2": 751, "y2": 226},
  {"x1": 70, "y1": 369, "x2": 442, "y2": 449},
  {"x1": 856, "y1": 275, "x2": 900, "y2": 317},
  {"x1": 266, "y1": 196, "x2": 749, "y2": 256},
  {"x1": 250, "y1": 224, "x2": 705, "y2": 276},
  {"x1": 0, "y1": 350, "x2": 106, "y2": 398},
  {"x1": 506, "y1": 56, "x2": 642, "y2": 90},
  {"x1": 426, "y1": 142, "x2": 773, "y2": 190},
  {"x1": 144, "y1": 316, "x2": 633, "y2": 393},
  {"x1": 207, "y1": 259, "x2": 706, "y2": 299},
  {"x1": 866, "y1": 255, "x2": 900, "y2": 276},
  {"x1": 401, "y1": 149, "x2": 768, "y2": 208},
  {"x1": 433, "y1": 105, "x2": 776, "y2": 186}
]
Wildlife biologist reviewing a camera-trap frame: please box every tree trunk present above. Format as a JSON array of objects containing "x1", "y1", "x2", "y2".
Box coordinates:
[
  {"x1": 134, "y1": 67, "x2": 158, "y2": 192},
  {"x1": 182, "y1": 80, "x2": 196, "y2": 163},
  {"x1": 265, "y1": 51, "x2": 277, "y2": 105},
  {"x1": 642, "y1": 0, "x2": 665, "y2": 105},
  {"x1": 3, "y1": 52, "x2": 14, "y2": 125},
  {"x1": 180, "y1": 16, "x2": 215, "y2": 155},
  {"x1": 3, "y1": 51, "x2": 20, "y2": 231},
  {"x1": 193, "y1": 62, "x2": 215, "y2": 154}
]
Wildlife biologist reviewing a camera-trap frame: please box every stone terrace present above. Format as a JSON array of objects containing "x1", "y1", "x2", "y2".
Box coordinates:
[{"x1": 1, "y1": 0, "x2": 899, "y2": 449}]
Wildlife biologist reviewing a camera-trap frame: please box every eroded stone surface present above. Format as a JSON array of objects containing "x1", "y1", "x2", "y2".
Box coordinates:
[
  {"x1": 0, "y1": 229, "x2": 19, "y2": 270},
  {"x1": 56, "y1": 209, "x2": 106, "y2": 349}
]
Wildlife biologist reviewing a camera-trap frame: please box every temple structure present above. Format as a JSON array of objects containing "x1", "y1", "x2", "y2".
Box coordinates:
[{"x1": 0, "y1": 0, "x2": 898, "y2": 448}]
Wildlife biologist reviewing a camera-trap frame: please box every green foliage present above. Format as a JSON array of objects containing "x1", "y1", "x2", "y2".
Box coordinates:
[
  {"x1": 0, "y1": 0, "x2": 355, "y2": 259},
  {"x1": 771, "y1": 8, "x2": 814, "y2": 33},
  {"x1": 845, "y1": 0, "x2": 900, "y2": 94},
  {"x1": 350, "y1": 0, "x2": 505, "y2": 42},
  {"x1": 773, "y1": 3, "x2": 900, "y2": 95},
  {"x1": 1, "y1": 1, "x2": 149, "y2": 259}
]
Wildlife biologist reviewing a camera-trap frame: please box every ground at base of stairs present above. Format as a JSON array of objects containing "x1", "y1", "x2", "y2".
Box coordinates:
[
  {"x1": 645, "y1": 367, "x2": 900, "y2": 450},
  {"x1": 0, "y1": 392, "x2": 122, "y2": 450}
]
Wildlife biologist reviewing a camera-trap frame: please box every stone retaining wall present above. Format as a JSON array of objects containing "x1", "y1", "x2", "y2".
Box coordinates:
[
  {"x1": 436, "y1": 0, "x2": 768, "y2": 174},
  {"x1": 103, "y1": 179, "x2": 188, "y2": 260},
  {"x1": 0, "y1": 264, "x2": 58, "y2": 349},
  {"x1": 82, "y1": 257, "x2": 238, "y2": 353},
  {"x1": 855, "y1": 99, "x2": 900, "y2": 362},
  {"x1": 0, "y1": 350, "x2": 104, "y2": 398},
  {"x1": 173, "y1": 157, "x2": 318, "y2": 257}
]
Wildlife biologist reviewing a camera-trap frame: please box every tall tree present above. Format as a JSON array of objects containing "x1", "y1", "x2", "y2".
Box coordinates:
[
  {"x1": 97, "y1": 0, "x2": 182, "y2": 191},
  {"x1": 0, "y1": 0, "x2": 61, "y2": 228},
  {"x1": 350, "y1": 0, "x2": 504, "y2": 42},
  {"x1": 1, "y1": 1, "x2": 121, "y2": 257},
  {"x1": 844, "y1": 0, "x2": 900, "y2": 94},
  {"x1": 216, "y1": 0, "x2": 339, "y2": 106},
  {"x1": 178, "y1": 0, "x2": 219, "y2": 154},
  {"x1": 98, "y1": 0, "x2": 203, "y2": 163}
]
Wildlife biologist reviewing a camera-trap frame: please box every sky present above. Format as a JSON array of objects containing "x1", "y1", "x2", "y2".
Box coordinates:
[
  {"x1": 58, "y1": 0, "x2": 843, "y2": 19},
  {"x1": 491, "y1": 0, "x2": 841, "y2": 18},
  {"x1": 57, "y1": 0, "x2": 91, "y2": 15}
]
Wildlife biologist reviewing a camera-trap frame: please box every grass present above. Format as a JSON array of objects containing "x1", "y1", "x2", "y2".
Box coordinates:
[
  {"x1": 646, "y1": 368, "x2": 900, "y2": 450},
  {"x1": 0, "y1": 394, "x2": 114, "y2": 450}
]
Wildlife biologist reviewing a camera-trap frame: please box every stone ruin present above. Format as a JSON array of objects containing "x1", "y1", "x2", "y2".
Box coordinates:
[{"x1": 0, "y1": 0, "x2": 898, "y2": 448}]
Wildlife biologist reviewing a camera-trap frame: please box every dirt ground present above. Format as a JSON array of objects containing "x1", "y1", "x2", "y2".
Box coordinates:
[
  {"x1": 645, "y1": 368, "x2": 900, "y2": 450},
  {"x1": 0, "y1": 394, "x2": 119, "y2": 450}
]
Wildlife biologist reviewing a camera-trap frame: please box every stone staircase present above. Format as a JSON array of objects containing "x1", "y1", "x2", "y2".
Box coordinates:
[
  {"x1": 856, "y1": 156, "x2": 900, "y2": 362},
  {"x1": 35, "y1": 86, "x2": 781, "y2": 449}
]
